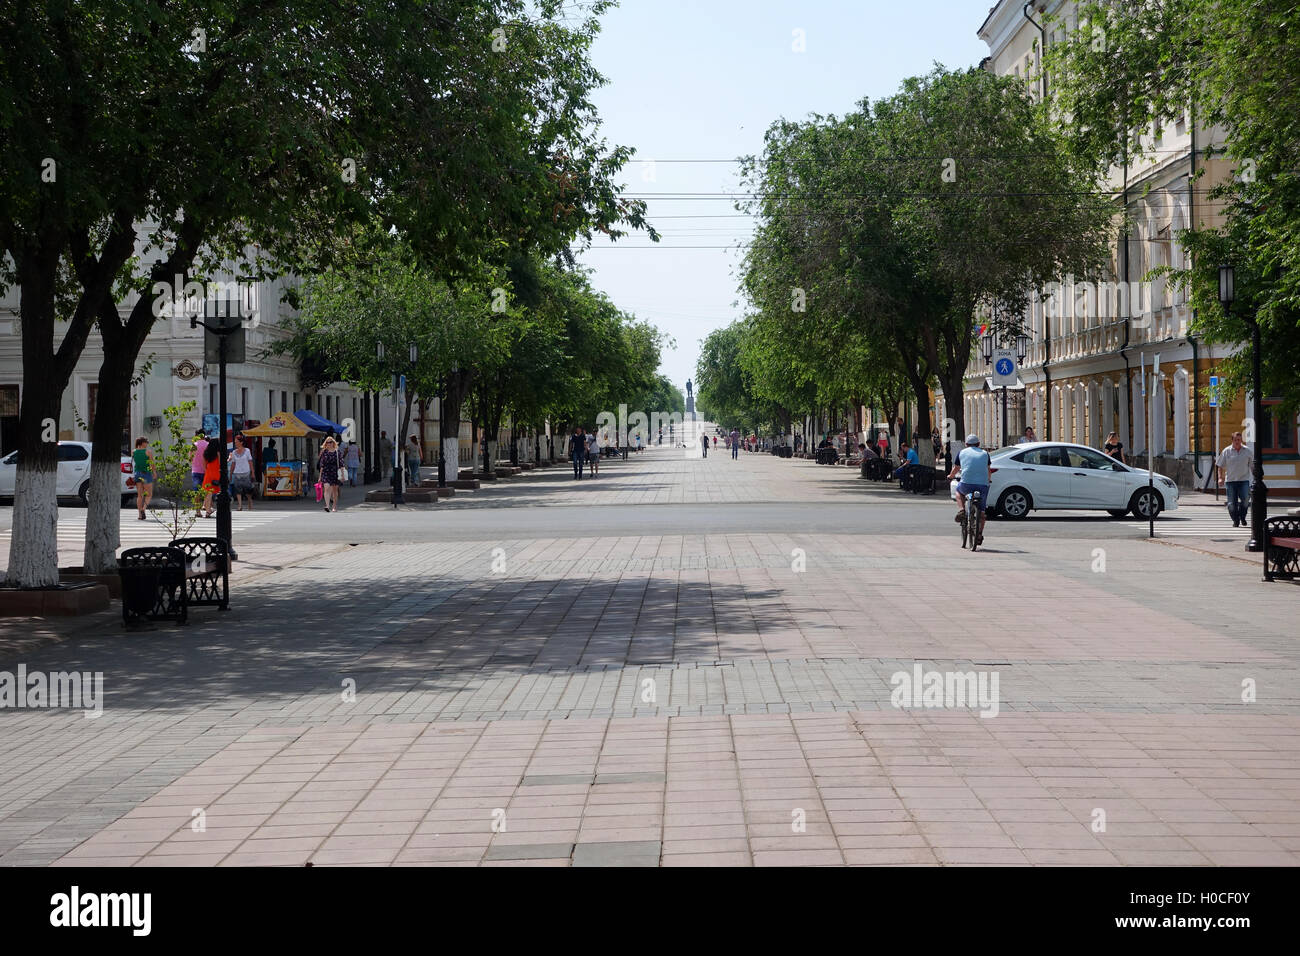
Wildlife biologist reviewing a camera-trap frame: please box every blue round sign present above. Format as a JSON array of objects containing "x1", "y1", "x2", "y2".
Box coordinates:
[{"x1": 995, "y1": 358, "x2": 1014, "y2": 376}]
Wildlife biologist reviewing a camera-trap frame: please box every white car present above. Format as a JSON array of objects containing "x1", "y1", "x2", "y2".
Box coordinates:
[
  {"x1": 0, "y1": 441, "x2": 137, "y2": 506},
  {"x1": 951, "y1": 441, "x2": 1179, "y2": 519}
]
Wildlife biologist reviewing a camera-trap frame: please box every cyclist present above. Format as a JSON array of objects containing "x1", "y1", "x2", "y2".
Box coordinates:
[{"x1": 947, "y1": 433, "x2": 997, "y2": 546}]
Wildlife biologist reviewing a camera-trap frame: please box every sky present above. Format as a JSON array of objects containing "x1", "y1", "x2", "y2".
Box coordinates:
[{"x1": 575, "y1": 0, "x2": 994, "y2": 392}]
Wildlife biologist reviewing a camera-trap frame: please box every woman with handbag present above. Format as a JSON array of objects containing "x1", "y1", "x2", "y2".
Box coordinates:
[{"x1": 318, "y1": 435, "x2": 343, "y2": 512}]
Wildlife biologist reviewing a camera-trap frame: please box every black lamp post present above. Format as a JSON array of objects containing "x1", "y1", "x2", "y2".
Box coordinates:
[
  {"x1": 192, "y1": 304, "x2": 238, "y2": 561},
  {"x1": 1219, "y1": 264, "x2": 1267, "y2": 552},
  {"x1": 379, "y1": 342, "x2": 417, "y2": 505}
]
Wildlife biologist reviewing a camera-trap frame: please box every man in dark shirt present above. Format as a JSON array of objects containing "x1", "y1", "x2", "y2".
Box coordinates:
[{"x1": 570, "y1": 427, "x2": 586, "y2": 479}]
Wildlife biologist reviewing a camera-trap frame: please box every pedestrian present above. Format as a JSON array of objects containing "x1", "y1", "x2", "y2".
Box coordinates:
[
  {"x1": 892, "y1": 442, "x2": 919, "y2": 480},
  {"x1": 1103, "y1": 430, "x2": 1126, "y2": 465},
  {"x1": 199, "y1": 440, "x2": 220, "y2": 518},
  {"x1": 730, "y1": 427, "x2": 740, "y2": 459},
  {"x1": 587, "y1": 428, "x2": 600, "y2": 476},
  {"x1": 404, "y1": 435, "x2": 421, "y2": 487},
  {"x1": 132, "y1": 437, "x2": 155, "y2": 520},
  {"x1": 263, "y1": 438, "x2": 278, "y2": 465},
  {"x1": 227, "y1": 434, "x2": 256, "y2": 511},
  {"x1": 318, "y1": 435, "x2": 343, "y2": 512},
  {"x1": 932, "y1": 427, "x2": 942, "y2": 459},
  {"x1": 379, "y1": 430, "x2": 393, "y2": 478},
  {"x1": 345, "y1": 440, "x2": 362, "y2": 487},
  {"x1": 189, "y1": 429, "x2": 208, "y2": 495},
  {"x1": 701, "y1": 432, "x2": 709, "y2": 457},
  {"x1": 569, "y1": 426, "x2": 586, "y2": 479},
  {"x1": 1216, "y1": 431, "x2": 1252, "y2": 528},
  {"x1": 1021, "y1": 426, "x2": 1036, "y2": 444},
  {"x1": 877, "y1": 430, "x2": 890, "y2": 458}
]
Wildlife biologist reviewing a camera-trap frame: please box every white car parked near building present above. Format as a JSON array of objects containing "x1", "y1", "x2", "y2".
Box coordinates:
[
  {"x1": 0, "y1": 441, "x2": 136, "y2": 506},
  {"x1": 951, "y1": 441, "x2": 1180, "y2": 519}
]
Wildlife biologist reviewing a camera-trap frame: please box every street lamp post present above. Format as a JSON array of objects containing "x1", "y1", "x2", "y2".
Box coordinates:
[
  {"x1": 379, "y1": 342, "x2": 418, "y2": 505},
  {"x1": 193, "y1": 304, "x2": 239, "y2": 561},
  {"x1": 1219, "y1": 264, "x2": 1267, "y2": 552},
  {"x1": 982, "y1": 325, "x2": 1029, "y2": 450}
]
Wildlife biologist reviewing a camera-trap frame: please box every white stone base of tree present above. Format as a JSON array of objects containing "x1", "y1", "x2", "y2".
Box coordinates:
[
  {"x1": 442, "y1": 437, "x2": 459, "y2": 480},
  {"x1": 82, "y1": 460, "x2": 124, "y2": 574},
  {"x1": 8, "y1": 468, "x2": 59, "y2": 587},
  {"x1": 485, "y1": 440, "x2": 498, "y2": 475}
]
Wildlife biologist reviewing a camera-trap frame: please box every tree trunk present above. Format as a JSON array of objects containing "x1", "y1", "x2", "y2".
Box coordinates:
[
  {"x1": 83, "y1": 346, "x2": 135, "y2": 573},
  {"x1": 441, "y1": 369, "x2": 471, "y2": 481},
  {"x1": 9, "y1": 250, "x2": 69, "y2": 588}
]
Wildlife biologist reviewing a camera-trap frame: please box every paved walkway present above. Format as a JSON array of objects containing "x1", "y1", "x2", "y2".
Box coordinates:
[{"x1": 1, "y1": 445, "x2": 1298, "y2": 866}]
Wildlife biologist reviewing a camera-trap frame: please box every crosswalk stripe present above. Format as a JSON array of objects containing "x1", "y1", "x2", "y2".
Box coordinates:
[{"x1": 0, "y1": 511, "x2": 291, "y2": 547}]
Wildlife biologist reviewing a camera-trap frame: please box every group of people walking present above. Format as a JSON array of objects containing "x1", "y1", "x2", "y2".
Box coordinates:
[{"x1": 568, "y1": 427, "x2": 602, "y2": 479}]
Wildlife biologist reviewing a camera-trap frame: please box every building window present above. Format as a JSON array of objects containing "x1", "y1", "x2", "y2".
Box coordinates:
[
  {"x1": 240, "y1": 387, "x2": 248, "y2": 416},
  {"x1": 1261, "y1": 401, "x2": 1298, "y2": 455},
  {"x1": 209, "y1": 384, "x2": 217, "y2": 413},
  {"x1": 268, "y1": 389, "x2": 274, "y2": 421},
  {"x1": 281, "y1": 391, "x2": 288, "y2": 413}
]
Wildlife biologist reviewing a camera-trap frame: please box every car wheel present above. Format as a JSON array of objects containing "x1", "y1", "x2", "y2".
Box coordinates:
[
  {"x1": 997, "y1": 487, "x2": 1032, "y2": 519},
  {"x1": 77, "y1": 481, "x2": 90, "y2": 507},
  {"x1": 1106, "y1": 509, "x2": 1128, "y2": 518},
  {"x1": 1129, "y1": 488, "x2": 1163, "y2": 519}
]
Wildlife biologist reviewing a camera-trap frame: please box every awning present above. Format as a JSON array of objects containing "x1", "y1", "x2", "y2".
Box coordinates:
[
  {"x1": 295, "y1": 408, "x2": 347, "y2": 436},
  {"x1": 242, "y1": 411, "x2": 327, "y2": 439}
]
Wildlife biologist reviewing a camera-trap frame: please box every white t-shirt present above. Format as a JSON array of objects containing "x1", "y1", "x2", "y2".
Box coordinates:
[{"x1": 230, "y1": 448, "x2": 253, "y2": 476}]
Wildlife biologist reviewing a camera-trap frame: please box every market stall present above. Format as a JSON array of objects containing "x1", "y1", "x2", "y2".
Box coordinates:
[{"x1": 242, "y1": 412, "x2": 325, "y2": 499}]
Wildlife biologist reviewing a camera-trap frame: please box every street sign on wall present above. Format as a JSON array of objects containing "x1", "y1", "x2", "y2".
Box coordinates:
[{"x1": 1208, "y1": 375, "x2": 1219, "y2": 408}]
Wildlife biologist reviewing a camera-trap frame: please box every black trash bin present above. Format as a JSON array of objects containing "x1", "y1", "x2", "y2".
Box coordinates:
[{"x1": 119, "y1": 546, "x2": 188, "y2": 626}]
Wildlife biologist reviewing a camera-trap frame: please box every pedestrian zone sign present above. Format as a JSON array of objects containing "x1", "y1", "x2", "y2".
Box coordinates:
[{"x1": 992, "y1": 349, "x2": 1017, "y2": 386}]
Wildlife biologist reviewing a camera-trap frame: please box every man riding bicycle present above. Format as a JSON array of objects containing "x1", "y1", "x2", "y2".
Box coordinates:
[{"x1": 947, "y1": 433, "x2": 997, "y2": 547}]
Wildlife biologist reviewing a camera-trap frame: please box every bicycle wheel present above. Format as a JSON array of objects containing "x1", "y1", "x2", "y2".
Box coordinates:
[
  {"x1": 969, "y1": 496, "x2": 980, "y2": 552},
  {"x1": 959, "y1": 505, "x2": 969, "y2": 549}
]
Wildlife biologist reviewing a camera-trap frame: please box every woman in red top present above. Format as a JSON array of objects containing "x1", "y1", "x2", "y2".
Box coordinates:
[{"x1": 199, "y1": 442, "x2": 221, "y2": 518}]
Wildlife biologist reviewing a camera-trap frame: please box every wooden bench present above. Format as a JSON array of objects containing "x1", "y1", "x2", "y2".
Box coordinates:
[
  {"x1": 1262, "y1": 517, "x2": 1300, "y2": 582},
  {"x1": 169, "y1": 536, "x2": 231, "y2": 610}
]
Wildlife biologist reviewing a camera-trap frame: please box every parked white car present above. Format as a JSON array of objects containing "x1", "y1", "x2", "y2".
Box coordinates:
[
  {"x1": 0, "y1": 441, "x2": 137, "y2": 506},
  {"x1": 950, "y1": 441, "x2": 1179, "y2": 519}
]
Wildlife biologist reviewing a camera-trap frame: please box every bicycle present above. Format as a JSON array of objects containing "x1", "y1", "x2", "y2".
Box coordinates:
[{"x1": 960, "y1": 488, "x2": 983, "y2": 551}]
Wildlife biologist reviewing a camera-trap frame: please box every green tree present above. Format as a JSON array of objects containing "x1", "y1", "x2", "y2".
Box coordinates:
[{"x1": 0, "y1": 0, "x2": 652, "y2": 585}]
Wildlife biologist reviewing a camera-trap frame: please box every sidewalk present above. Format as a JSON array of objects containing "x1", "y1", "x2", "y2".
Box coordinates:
[{"x1": 1, "y1": 447, "x2": 1298, "y2": 866}]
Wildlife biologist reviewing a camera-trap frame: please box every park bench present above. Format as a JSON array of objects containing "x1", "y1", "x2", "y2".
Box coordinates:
[
  {"x1": 898, "y1": 463, "x2": 939, "y2": 495},
  {"x1": 1262, "y1": 517, "x2": 1300, "y2": 583},
  {"x1": 860, "y1": 457, "x2": 892, "y2": 482},
  {"x1": 169, "y1": 536, "x2": 231, "y2": 611}
]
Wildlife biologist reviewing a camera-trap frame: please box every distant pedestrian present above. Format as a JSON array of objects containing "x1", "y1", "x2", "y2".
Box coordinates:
[
  {"x1": 345, "y1": 440, "x2": 362, "y2": 487},
  {"x1": 405, "y1": 435, "x2": 421, "y2": 487},
  {"x1": 1103, "y1": 430, "x2": 1126, "y2": 465},
  {"x1": 877, "y1": 431, "x2": 890, "y2": 458},
  {"x1": 318, "y1": 435, "x2": 343, "y2": 512},
  {"x1": 189, "y1": 429, "x2": 208, "y2": 494},
  {"x1": 587, "y1": 429, "x2": 599, "y2": 476},
  {"x1": 379, "y1": 430, "x2": 393, "y2": 478},
  {"x1": 199, "y1": 441, "x2": 220, "y2": 518},
  {"x1": 570, "y1": 426, "x2": 586, "y2": 479},
  {"x1": 1021, "y1": 426, "x2": 1036, "y2": 444},
  {"x1": 1216, "y1": 431, "x2": 1252, "y2": 528},
  {"x1": 701, "y1": 432, "x2": 709, "y2": 457},
  {"x1": 730, "y1": 428, "x2": 740, "y2": 459},
  {"x1": 228, "y1": 434, "x2": 255, "y2": 511},
  {"x1": 263, "y1": 438, "x2": 279, "y2": 465},
  {"x1": 132, "y1": 437, "x2": 155, "y2": 520}
]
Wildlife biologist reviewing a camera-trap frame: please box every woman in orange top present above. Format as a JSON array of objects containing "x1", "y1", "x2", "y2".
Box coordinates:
[{"x1": 199, "y1": 441, "x2": 221, "y2": 518}]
